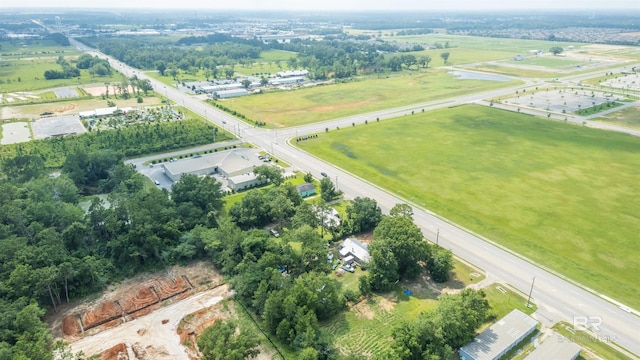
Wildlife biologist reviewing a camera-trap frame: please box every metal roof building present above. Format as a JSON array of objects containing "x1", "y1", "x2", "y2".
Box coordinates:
[
  {"x1": 162, "y1": 148, "x2": 262, "y2": 182},
  {"x1": 460, "y1": 309, "x2": 538, "y2": 360},
  {"x1": 215, "y1": 88, "x2": 248, "y2": 99},
  {"x1": 525, "y1": 334, "x2": 581, "y2": 360}
]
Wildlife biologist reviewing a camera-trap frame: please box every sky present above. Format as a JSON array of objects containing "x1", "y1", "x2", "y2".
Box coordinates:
[{"x1": 0, "y1": 0, "x2": 637, "y2": 10}]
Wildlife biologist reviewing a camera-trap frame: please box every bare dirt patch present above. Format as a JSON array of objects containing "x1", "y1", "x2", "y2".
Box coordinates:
[
  {"x1": 121, "y1": 287, "x2": 159, "y2": 315},
  {"x1": 99, "y1": 343, "x2": 128, "y2": 360},
  {"x1": 379, "y1": 296, "x2": 396, "y2": 312},
  {"x1": 353, "y1": 301, "x2": 375, "y2": 320},
  {"x1": 82, "y1": 301, "x2": 123, "y2": 331},
  {"x1": 62, "y1": 314, "x2": 81, "y2": 336},
  {"x1": 155, "y1": 276, "x2": 191, "y2": 300}
]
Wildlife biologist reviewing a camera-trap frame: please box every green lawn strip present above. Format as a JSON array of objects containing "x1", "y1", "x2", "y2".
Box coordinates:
[
  {"x1": 553, "y1": 322, "x2": 634, "y2": 360},
  {"x1": 465, "y1": 63, "x2": 560, "y2": 78},
  {"x1": 592, "y1": 105, "x2": 640, "y2": 129},
  {"x1": 483, "y1": 283, "x2": 537, "y2": 320},
  {"x1": 227, "y1": 69, "x2": 520, "y2": 127},
  {"x1": 516, "y1": 56, "x2": 585, "y2": 68},
  {"x1": 297, "y1": 105, "x2": 640, "y2": 309},
  {"x1": 574, "y1": 101, "x2": 623, "y2": 116}
]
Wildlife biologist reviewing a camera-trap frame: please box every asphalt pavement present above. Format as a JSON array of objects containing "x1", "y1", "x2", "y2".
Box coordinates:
[{"x1": 69, "y1": 38, "x2": 640, "y2": 357}]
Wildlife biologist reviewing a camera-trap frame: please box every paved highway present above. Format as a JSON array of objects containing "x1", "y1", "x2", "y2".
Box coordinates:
[{"x1": 67, "y1": 37, "x2": 640, "y2": 357}]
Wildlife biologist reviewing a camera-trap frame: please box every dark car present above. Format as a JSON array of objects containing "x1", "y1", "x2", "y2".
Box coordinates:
[{"x1": 321, "y1": 172, "x2": 328, "y2": 177}]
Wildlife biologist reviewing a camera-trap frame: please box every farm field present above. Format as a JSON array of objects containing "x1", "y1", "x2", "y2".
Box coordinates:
[
  {"x1": 297, "y1": 104, "x2": 640, "y2": 309},
  {"x1": 224, "y1": 69, "x2": 520, "y2": 127}
]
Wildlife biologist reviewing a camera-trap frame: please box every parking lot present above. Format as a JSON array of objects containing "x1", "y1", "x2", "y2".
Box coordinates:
[
  {"x1": 32, "y1": 115, "x2": 87, "y2": 139},
  {"x1": 501, "y1": 87, "x2": 625, "y2": 113}
]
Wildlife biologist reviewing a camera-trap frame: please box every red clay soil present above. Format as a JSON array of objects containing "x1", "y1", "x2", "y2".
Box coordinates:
[
  {"x1": 121, "y1": 286, "x2": 159, "y2": 314},
  {"x1": 154, "y1": 276, "x2": 191, "y2": 300},
  {"x1": 82, "y1": 301, "x2": 123, "y2": 330},
  {"x1": 127, "y1": 303, "x2": 161, "y2": 320},
  {"x1": 62, "y1": 314, "x2": 81, "y2": 336},
  {"x1": 100, "y1": 343, "x2": 128, "y2": 360}
]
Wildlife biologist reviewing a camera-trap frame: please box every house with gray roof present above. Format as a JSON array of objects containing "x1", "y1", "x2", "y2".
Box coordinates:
[{"x1": 296, "y1": 183, "x2": 316, "y2": 197}]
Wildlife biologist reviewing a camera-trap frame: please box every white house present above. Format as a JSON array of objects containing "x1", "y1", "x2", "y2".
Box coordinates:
[{"x1": 339, "y1": 238, "x2": 370, "y2": 264}]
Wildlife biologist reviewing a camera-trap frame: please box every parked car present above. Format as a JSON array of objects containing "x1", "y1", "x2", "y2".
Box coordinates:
[
  {"x1": 154, "y1": 179, "x2": 160, "y2": 185},
  {"x1": 270, "y1": 229, "x2": 280, "y2": 238}
]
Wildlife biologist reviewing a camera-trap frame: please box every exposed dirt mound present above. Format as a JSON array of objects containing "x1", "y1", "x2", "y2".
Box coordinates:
[
  {"x1": 100, "y1": 343, "x2": 128, "y2": 360},
  {"x1": 121, "y1": 287, "x2": 159, "y2": 314},
  {"x1": 62, "y1": 314, "x2": 81, "y2": 336},
  {"x1": 127, "y1": 304, "x2": 161, "y2": 321},
  {"x1": 83, "y1": 301, "x2": 123, "y2": 330},
  {"x1": 155, "y1": 276, "x2": 191, "y2": 300}
]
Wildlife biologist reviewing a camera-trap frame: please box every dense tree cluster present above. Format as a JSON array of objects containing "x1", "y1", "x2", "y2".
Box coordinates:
[
  {"x1": 360, "y1": 204, "x2": 454, "y2": 293},
  {"x1": 0, "y1": 155, "x2": 225, "y2": 359},
  {"x1": 391, "y1": 289, "x2": 492, "y2": 359},
  {"x1": 0, "y1": 119, "x2": 227, "y2": 168},
  {"x1": 83, "y1": 32, "x2": 434, "y2": 82},
  {"x1": 75, "y1": 54, "x2": 113, "y2": 77},
  {"x1": 43, "y1": 56, "x2": 80, "y2": 80},
  {"x1": 197, "y1": 319, "x2": 260, "y2": 360}
]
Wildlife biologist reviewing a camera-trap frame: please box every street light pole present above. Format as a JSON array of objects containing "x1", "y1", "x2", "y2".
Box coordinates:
[
  {"x1": 436, "y1": 228, "x2": 440, "y2": 245},
  {"x1": 527, "y1": 276, "x2": 536, "y2": 307}
]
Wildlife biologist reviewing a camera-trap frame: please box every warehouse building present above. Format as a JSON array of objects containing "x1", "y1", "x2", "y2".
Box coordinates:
[{"x1": 460, "y1": 309, "x2": 538, "y2": 360}]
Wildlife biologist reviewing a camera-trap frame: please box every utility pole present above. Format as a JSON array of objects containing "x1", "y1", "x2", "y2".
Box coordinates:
[
  {"x1": 436, "y1": 228, "x2": 440, "y2": 245},
  {"x1": 527, "y1": 276, "x2": 536, "y2": 307}
]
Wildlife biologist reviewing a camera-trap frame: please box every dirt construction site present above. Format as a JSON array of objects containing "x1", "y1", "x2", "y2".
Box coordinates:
[{"x1": 49, "y1": 262, "x2": 237, "y2": 360}]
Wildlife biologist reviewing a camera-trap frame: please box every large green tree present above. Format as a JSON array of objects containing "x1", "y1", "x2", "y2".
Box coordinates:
[{"x1": 197, "y1": 319, "x2": 260, "y2": 360}]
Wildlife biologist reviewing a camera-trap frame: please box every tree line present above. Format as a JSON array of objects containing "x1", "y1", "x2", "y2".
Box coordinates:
[{"x1": 0, "y1": 118, "x2": 228, "y2": 168}]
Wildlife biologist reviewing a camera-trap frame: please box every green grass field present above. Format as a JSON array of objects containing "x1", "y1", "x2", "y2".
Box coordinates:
[
  {"x1": 593, "y1": 105, "x2": 640, "y2": 129},
  {"x1": 226, "y1": 69, "x2": 520, "y2": 127},
  {"x1": 0, "y1": 57, "x2": 122, "y2": 92},
  {"x1": 516, "y1": 56, "x2": 585, "y2": 68},
  {"x1": 298, "y1": 105, "x2": 640, "y2": 309},
  {"x1": 392, "y1": 34, "x2": 584, "y2": 54}
]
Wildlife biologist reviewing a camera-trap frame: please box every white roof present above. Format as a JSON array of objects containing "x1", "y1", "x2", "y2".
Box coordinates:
[
  {"x1": 460, "y1": 309, "x2": 538, "y2": 360},
  {"x1": 525, "y1": 335, "x2": 581, "y2": 360},
  {"x1": 228, "y1": 173, "x2": 258, "y2": 185},
  {"x1": 339, "y1": 238, "x2": 370, "y2": 263},
  {"x1": 95, "y1": 106, "x2": 117, "y2": 116}
]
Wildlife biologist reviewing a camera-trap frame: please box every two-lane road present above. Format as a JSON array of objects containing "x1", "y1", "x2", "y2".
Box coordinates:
[{"x1": 68, "y1": 38, "x2": 640, "y2": 357}]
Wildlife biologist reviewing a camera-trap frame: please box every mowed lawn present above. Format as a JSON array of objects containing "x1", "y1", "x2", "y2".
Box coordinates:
[
  {"x1": 226, "y1": 69, "x2": 520, "y2": 127},
  {"x1": 298, "y1": 105, "x2": 640, "y2": 309}
]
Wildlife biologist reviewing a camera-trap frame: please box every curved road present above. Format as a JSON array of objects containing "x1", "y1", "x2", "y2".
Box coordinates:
[{"x1": 68, "y1": 37, "x2": 640, "y2": 357}]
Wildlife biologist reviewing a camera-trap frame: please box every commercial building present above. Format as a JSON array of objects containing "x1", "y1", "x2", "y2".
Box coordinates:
[{"x1": 162, "y1": 148, "x2": 263, "y2": 186}]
